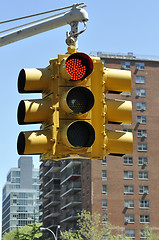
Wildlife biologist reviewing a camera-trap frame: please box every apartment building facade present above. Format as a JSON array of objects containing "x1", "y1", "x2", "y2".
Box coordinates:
[
  {"x1": 2, "y1": 157, "x2": 40, "y2": 236},
  {"x1": 40, "y1": 52, "x2": 159, "y2": 239}
]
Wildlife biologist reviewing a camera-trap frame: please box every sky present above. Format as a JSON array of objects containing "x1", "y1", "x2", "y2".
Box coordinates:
[{"x1": 0, "y1": 0, "x2": 159, "y2": 237}]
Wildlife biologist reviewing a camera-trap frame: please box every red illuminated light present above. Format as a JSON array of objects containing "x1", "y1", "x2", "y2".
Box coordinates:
[
  {"x1": 65, "y1": 58, "x2": 86, "y2": 81},
  {"x1": 65, "y1": 52, "x2": 93, "y2": 81}
]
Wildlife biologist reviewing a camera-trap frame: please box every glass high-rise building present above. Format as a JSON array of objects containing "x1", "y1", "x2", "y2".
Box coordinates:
[{"x1": 2, "y1": 157, "x2": 40, "y2": 236}]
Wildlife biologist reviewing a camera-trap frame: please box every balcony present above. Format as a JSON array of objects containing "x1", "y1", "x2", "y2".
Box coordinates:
[
  {"x1": 39, "y1": 184, "x2": 43, "y2": 191},
  {"x1": 61, "y1": 167, "x2": 81, "y2": 184},
  {"x1": 61, "y1": 181, "x2": 81, "y2": 197},
  {"x1": 61, "y1": 159, "x2": 81, "y2": 172},
  {"x1": 41, "y1": 160, "x2": 51, "y2": 168},
  {"x1": 44, "y1": 173, "x2": 60, "y2": 187},
  {"x1": 39, "y1": 192, "x2": 48, "y2": 202},
  {"x1": 45, "y1": 219, "x2": 60, "y2": 228},
  {"x1": 39, "y1": 172, "x2": 43, "y2": 181},
  {"x1": 44, "y1": 184, "x2": 60, "y2": 198},
  {"x1": 39, "y1": 214, "x2": 43, "y2": 222},
  {"x1": 61, "y1": 195, "x2": 81, "y2": 210},
  {"x1": 44, "y1": 162, "x2": 61, "y2": 176},
  {"x1": 61, "y1": 223, "x2": 78, "y2": 232},
  {"x1": 44, "y1": 196, "x2": 60, "y2": 209},
  {"x1": 60, "y1": 208, "x2": 81, "y2": 223},
  {"x1": 44, "y1": 208, "x2": 60, "y2": 219}
]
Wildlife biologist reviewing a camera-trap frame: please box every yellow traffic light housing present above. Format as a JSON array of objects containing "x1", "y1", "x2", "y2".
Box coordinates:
[
  {"x1": 56, "y1": 52, "x2": 95, "y2": 158},
  {"x1": 17, "y1": 47, "x2": 133, "y2": 160},
  {"x1": 17, "y1": 48, "x2": 95, "y2": 160},
  {"x1": 90, "y1": 58, "x2": 133, "y2": 158},
  {"x1": 17, "y1": 67, "x2": 54, "y2": 156}
]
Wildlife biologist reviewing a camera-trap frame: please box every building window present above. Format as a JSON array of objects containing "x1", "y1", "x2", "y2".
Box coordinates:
[
  {"x1": 123, "y1": 156, "x2": 133, "y2": 165},
  {"x1": 124, "y1": 185, "x2": 134, "y2": 194},
  {"x1": 136, "y1": 102, "x2": 146, "y2": 111},
  {"x1": 140, "y1": 229, "x2": 147, "y2": 239},
  {"x1": 140, "y1": 200, "x2": 149, "y2": 209},
  {"x1": 121, "y1": 92, "x2": 131, "y2": 97},
  {"x1": 102, "y1": 199, "x2": 107, "y2": 209},
  {"x1": 102, "y1": 213, "x2": 108, "y2": 223},
  {"x1": 136, "y1": 62, "x2": 145, "y2": 70},
  {"x1": 102, "y1": 184, "x2": 107, "y2": 195},
  {"x1": 136, "y1": 89, "x2": 146, "y2": 97},
  {"x1": 138, "y1": 143, "x2": 147, "y2": 152},
  {"x1": 124, "y1": 171, "x2": 133, "y2": 179},
  {"x1": 121, "y1": 61, "x2": 130, "y2": 69},
  {"x1": 138, "y1": 157, "x2": 148, "y2": 166},
  {"x1": 136, "y1": 75, "x2": 145, "y2": 84},
  {"x1": 138, "y1": 171, "x2": 148, "y2": 180},
  {"x1": 102, "y1": 156, "x2": 107, "y2": 165},
  {"x1": 13, "y1": 199, "x2": 17, "y2": 204},
  {"x1": 125, "y1": 229, "x2": 135, "y2": 238},
  {"x1": 12, "y1": 171, "x2": 20, "y2": 177},
  {"x1": 122, "y1": 128, "x2": 132, "y2": 133},
  {"x1": 137, "y1": 129, "x2": 147, "y2": 138},
  {"x1": 124, "y1": 200, "x2": 134, "y2": 209},
  {"x1": 11, "y1": 178, "x2": 20, "y2": 183},
  {"x1": 125, "y1": 214, "x2": 135, "y2": 224},
  {"x1": 140, "y1": 215, "x2": 150, "y2": 223},
  {"x1": 86, "y1": 173, "x2": 89, "y2": 180},
  {"x1": 102, "y1": 170, "x2": 107, "y2": 180},
  {"x1": 137, "y1": 116, "x2": 147, "y2": 124},
  {"x1": 139, "y1": 185, "x2": 149, "y2": 194}
]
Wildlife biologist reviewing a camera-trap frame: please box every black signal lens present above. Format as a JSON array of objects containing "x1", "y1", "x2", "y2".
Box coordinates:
[
  {"x1": 17, "y1": 132, "x2": 25, "y2": 155},
  {"x1": 67, "y1": 121, "x2": 95, "y2": 147},
  {"x1": 67, "y1": 86, "x2": 94, "y2": 114}
]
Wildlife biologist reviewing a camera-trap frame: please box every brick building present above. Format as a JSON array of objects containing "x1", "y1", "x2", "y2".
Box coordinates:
[{"x1": 40, "y1": 52, "x2": 159, "y2": 239}]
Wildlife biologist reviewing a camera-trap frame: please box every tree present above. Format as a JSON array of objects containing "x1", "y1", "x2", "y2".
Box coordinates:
[
  {"x1": 60, "y1": 210, "x2": 130, "y2": 240},
  {"x1": 2, "y1": 223, "x2": 42, "y2": 240},
  {"x1": 21, "y1": 210, "x2": 41, "y2": 240},
  {"x1": 141, "y1": 225, "x2": 159, "y2": 240},
  {"x1": 14, "y1": 228, "x2": 20, "y2": 240}
]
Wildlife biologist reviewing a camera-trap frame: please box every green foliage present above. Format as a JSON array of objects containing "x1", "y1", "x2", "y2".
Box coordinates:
[
  {"x1": 141, "y1": 225, "x2": 159, "y2": 240},
  {"x1": 2, "y1": 222, "x2": 42, "y2": 240},
  {"x1": 60, "y1": 210, "x2": 130, "y2": 240},
  {"x1": 14, "y1": 228, "x2": 20, "y2": 240},
  {"x1": 61, "y1": 211, "x2": 159, "y2": 240}
]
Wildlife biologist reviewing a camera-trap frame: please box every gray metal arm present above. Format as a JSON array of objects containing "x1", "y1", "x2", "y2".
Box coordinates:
[{"x1": 0, "y1": 4, "x2": 88, "y2": 47}]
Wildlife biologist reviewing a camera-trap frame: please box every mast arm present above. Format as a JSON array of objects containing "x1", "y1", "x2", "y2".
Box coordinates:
[{"x1": 0, "y1": 5, "x2": 88, "y2": 47}]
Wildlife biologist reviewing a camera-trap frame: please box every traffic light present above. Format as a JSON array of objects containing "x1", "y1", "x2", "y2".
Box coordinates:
[
  {"x1": 90, "y1": 59, "x2": 133, "y2": 158},
  {"x1": 17, "y1": 67, "x2": 54, "y2": 156},
  {"x1": 17, "y1": 46, "x2": 133, "y2": 160},
  {"x1": 55, "y1": 51, "x2": 95, "y2": 158},
  {"x1": 17, "y1": 47, "x2": 95, "y2": 160}
]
